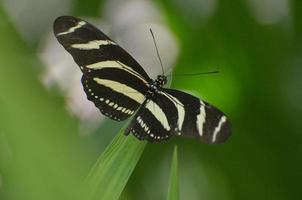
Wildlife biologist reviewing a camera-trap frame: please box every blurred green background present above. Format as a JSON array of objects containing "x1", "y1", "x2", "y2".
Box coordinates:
[{"x1": 1, "y1": 0, "x2": 302, "y2": 199}]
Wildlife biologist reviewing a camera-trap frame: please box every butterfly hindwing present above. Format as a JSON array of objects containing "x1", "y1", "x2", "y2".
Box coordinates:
[
  {"x1": 125, "y1": 88, "x2": 231, "y2": 144},
  {"x1": 162, "y1": 88, "x2": 231, "y2": 144},
  {"x1": 54, "y1": 16, "x2": 152, "y2": 121},
  {"x1": 125, "y1": 92, "x2": 179, "y2": 142},
  {"x1": 81, "y1": 74, "x2": 142, "y2": 121}
]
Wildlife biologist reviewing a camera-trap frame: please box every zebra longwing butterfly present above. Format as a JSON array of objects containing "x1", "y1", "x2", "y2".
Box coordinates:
[{"x1": 53, "y1": 16, "x2": 231, "y2": 143}]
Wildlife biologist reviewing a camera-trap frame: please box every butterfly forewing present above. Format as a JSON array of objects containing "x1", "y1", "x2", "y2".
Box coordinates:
[
  {"x1": 53, "y1": 16, "x2": 151, "y2": 81},
  {"x1": 54, "y1": 16, "x2": 151, "y2": 121}
]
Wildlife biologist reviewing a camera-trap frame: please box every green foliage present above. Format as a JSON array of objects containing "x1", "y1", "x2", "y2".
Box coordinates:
[
  {"x1": 1, "y1": 0, "x2": 302, "y2": 200},
  {"x1": 0, "y1": 7, "x2": 87, "y2": 200},
  {"x1": 167, "y1": 145, "x2": 179, "y2": 200},
  {"x1": 81, "y1": 130, "x2": 146, "y2": 200}
]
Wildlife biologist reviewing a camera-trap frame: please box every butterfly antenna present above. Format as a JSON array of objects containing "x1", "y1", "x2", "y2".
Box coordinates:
[
  {"x1": 150, "y1": 28, "x2": 165, "y2": 75},
  {"x1": 168, "y1": 70, "x2": 220, "y2": 77}
]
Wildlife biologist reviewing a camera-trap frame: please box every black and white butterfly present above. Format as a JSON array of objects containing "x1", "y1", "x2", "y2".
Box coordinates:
[{"x1": 53, "y1": 16, "x2": 231, "y2": 143}]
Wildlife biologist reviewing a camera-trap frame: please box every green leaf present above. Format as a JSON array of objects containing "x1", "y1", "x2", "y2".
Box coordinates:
[
  {"x1": 167, "y1": 145, "x2": 179, "y2": 200},
  {"x1": 80, "y1": 129, "x2": 146, "y2": 200},
  {"x1": 0, "y1": 7, "x2": 90, "y2": 200}
]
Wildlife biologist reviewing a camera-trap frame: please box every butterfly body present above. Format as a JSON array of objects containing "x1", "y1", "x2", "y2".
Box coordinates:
[
  {"x1": 145, "y1": 75, "x2": 167, "y2": 99},
  {"x1": 54, "y1": 16, "x2": 231, "y2": 143}
]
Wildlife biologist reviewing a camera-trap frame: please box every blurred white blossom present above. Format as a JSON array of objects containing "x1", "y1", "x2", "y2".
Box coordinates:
[
  {"x1": 38, "y1": 20, "x2": 105, "y2": 129},
  {"x1": 103, "y1": 0, "x2": 179, "y2": 79},
  {"x1": 246, "y1": 0, "x2": 291, "y2": 25},
  {"x1": 2, "y1": 0, "x2": 72, "y2": 44}
]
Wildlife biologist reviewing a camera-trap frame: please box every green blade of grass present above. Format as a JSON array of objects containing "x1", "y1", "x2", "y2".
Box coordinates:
[
  {"x1": 167, "y1": 145, "x2": 179, "y2": 200},
  {"x1": 81, "y1": 129, "x2": 146, "y2": 200}
]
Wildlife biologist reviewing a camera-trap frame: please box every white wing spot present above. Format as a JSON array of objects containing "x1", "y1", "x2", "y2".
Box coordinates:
[
  {"x1": 93, "y1": 78, "x2": 145, "y2": 104},
  {"x1": 145, "y1": 100, "x2": 170, "y2": 131},
  {"x1": 71, "y1": 40, "x2": 116, "y2": 50},
  {"x1": 88, "y1": 62, "x2": 148, "y2": 84},
  {"x1": 197, "y1": 101, "x2": 206, "y2": 137},
  {"x1": 212, "y1": 116, "x2": 227, "y2": 143},
  {"x1": 159, "y1": 92, "x2": 185, "y2": 132},
  {"x1": 57, "y1": 21, "x2": 86, "y2": 36}
]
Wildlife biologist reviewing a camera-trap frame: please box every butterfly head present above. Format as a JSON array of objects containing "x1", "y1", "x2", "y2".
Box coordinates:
[{"x1": 155, "y1": 75, "x2": 167, "y2": 87}]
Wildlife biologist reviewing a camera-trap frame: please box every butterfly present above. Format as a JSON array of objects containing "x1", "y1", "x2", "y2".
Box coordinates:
[{"x1": 53, "y1": 16, "x2": 231, "y2": 143}]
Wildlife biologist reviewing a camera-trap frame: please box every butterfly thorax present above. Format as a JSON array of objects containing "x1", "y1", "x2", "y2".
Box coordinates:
[
  {"x1": 154, "y1": 75, "x2": 167, "y2": 88},
  {"x1": 146, "y1": 75, "x2": 167, "y2": 98}
]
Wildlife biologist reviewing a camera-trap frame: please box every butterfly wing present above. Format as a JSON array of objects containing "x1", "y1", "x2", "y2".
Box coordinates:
[
  {"x1": 53, "y1": 16, "x2": 151, "y2": 121},
  {"x1": 125, "y1": 91, "x2": 179, "y2": 142},
  {"x1": 162, "y1": 88, "x2": 231, "y2": 143},
  {"x1": 125, "y1": 88, "x2": 231, "y2": 143}
]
